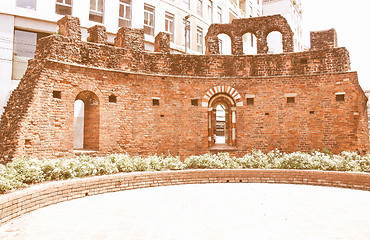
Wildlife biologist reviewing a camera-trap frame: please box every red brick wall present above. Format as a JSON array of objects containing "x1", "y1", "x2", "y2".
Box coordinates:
[
  {"x1": 1, "y1": 169, "x2": 369, "y2": 225},
  {"x1": 0, "y1": 16, "x2": 368, "y2": 162},
  {"x1": 0, "y1": 59, "x2": 368, "y2": 161}
]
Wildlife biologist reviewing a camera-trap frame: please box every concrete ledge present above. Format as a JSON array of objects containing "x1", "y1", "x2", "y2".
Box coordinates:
[{"x1": 0, "y1": 169, "x2": 369, "y2": 225}]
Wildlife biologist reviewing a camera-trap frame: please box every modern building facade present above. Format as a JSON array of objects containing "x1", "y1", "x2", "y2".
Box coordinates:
[
  {"x1": 0, "y1": 0, "x2": 263, "y2": 116},
  {"x1": 262, "y1": 0, "x2": 303, "y2": 53}
]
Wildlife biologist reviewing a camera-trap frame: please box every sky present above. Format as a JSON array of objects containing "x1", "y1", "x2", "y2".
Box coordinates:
[{"x1": 301, "y1": 0, "x2": 370, "y2": 90}]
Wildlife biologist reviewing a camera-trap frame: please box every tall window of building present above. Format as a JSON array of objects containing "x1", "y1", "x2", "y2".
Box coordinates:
[
  {"x1": 197, "y1": 0, "x2": 203, "y2": 17},
  {"x1": 183, "y1": 20, "x2": 190, "y2": 49},
  {"x1": 56, "y1": 0, "x2": 72, "y2": 15},
  {"x1": 16, "y1": 0, "x2": 36, "y2": 10},
  {"x1": 196, "y1": 27, "x2": 203, "y2": 53},
  {"x1": 89, "y1": 0, "x2": 104, "y2": 23},
  {"x1": 183, "y1": 0, "x2": 190, "y2": 10},
  {"x1": 217, "y1": 7, "x2": 222, "y2": 23},
  {"x1": 207, "y1": 0, "x2": 213, "y2": 22},
  {"x1": 144, "y1": 4, "x2": 155, "y2": 36},
  {"x1": 165, "y1": 12, "x2": 175, "y2": 42},
  {"x1": 13, "y1": 29, "x2": 49, "y2": 80},
  {"x1": 119, "y1": 0, "x2": 131, "y2": 27}
]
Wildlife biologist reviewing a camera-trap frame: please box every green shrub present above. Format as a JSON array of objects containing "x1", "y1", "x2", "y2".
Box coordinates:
[{"x1": 1, "y1": 151, "x2": 370, "y2": 194}]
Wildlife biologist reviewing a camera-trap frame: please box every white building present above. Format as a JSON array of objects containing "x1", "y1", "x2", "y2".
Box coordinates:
[
  {"x1": 262, "y1": 0, "x2": 303, "y2": 53},
  {"x1": 0, "y1": 0, "x2": 264, "y2": 116}
]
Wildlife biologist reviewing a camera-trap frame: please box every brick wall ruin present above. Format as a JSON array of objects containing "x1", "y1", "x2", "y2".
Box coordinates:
[{"x1": 0, "y1": 15, "x2": 368, "y2": 163}]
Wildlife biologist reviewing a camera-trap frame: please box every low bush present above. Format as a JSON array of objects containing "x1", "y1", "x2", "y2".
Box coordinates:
[{"x1": 1, "y1": 150, "x2": 370, "y2": 194}]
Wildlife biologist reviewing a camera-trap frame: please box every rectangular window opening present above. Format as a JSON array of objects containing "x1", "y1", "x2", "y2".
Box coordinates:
[
  {"x1": 287, "y1": 97, "x2": 295, "y2": 103},
  {"x1": 89, "y1": 0, "x2": 104, "y2": 23},
  {"x1": 119, "y1": 0, "x2": 131, "y2": 27},
  {"x1": 109, "y1": 94, "x2": 117, "y2": 103},
  {"x1": 300, "y1": 58, "x2": 308, "y2": 64},
  {"x1": 53, "y1": 91, "x2": 62, "y2": 99},
  {"x1": 56, "y1": 0, "x2": 72, "y2": 15},
  {"x1": 165, "y1": 12, "x2": 175, "y2": 42},
  {"x1": 13, "y1": 30, "x2": 50, "y2": 80},
  {"x1": 217, "y1": 6, "x2": 222, "y2": 23},
  {"x1": 16, "y1": 0, "x2": 36, "y2": 10},
  {"x1": 152, "y1": 98, "x2": 160, "y2": 106},
  {"x1": 247, "y1": 98, "x2": 254, "y2": 106},
  {"x1": 336, "y1": 94, "x2": 345, "y2": 102},
  {"x1": 207, "y1": 0, "x2": 213, "y2": 22},
  {"x1": 191, "y1": 99, "x2": 199, "y2": 106},
  {"x1": 144, "y1": 4, "x2": 155, "y2": 36},
  {"x1": 197, "y1": 0, "x2": 203, "y2": 17},
  {"x1": 196, "y1": 27, "x2": 203, "y2": 53}
]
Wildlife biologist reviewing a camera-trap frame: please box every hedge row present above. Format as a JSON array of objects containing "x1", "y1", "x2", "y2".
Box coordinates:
[{"x1": 1, "y1": 150, "x2": 370, "y2": 193}]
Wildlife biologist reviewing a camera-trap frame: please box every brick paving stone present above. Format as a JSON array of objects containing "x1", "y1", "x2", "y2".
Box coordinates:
[{"x1": 0, "y1": 183, "x2": 369, "y2": 240}]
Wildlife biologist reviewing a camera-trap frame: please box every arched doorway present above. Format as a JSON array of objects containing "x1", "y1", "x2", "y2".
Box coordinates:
[
  {"x1": 74, "y1": 90, "x2": 100, "y2": 151},
  {"x1": 208, "y1": 93, "x2": 236, "y2": 147}
]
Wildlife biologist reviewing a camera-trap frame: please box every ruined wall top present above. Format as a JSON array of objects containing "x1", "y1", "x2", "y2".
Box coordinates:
[
  {"x1": 43, "y1": 16, "x2": 350, "y2": 78},
  {"x1": 57, "y1": 15, "x2": 81, "y2": 42},
  {"x1": 310, "y1": 28, "x2": 338, "y2": 50},
  {"x1": 206, "y1": 15, "x2": 294, "y2": 55}
]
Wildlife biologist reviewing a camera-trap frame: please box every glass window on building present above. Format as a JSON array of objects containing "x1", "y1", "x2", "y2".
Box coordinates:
[
  {"x1": 13, "y1": 29, "x2": 49, "y2": 80},
  {"x1": 207, "y1": 0, "x2": 213, "y2": 22},
  {"x1": 144, "y1": 4, "x2": 155, "y2": 36},
  {"x1": 16, "y1": 0, "x2": 36, "y2": 10},
  {"x1": 165, "y1": 12, "x2": 174, "y2": 42},
  {"x1": 89, "y1": 0, "x2": 104, "y2": 23},
  {"x1": 217, "y1": 6, "x2": 222, "y2": 23},
  {"x1": 197, "y1": 0, "x2": 203, "y2": 17},
  {"x1": 56, "y1": 0, "x2": 72, "y2": 15},
  {"x1": 183, "y1": 0, "x2": 190, "y2": 10},
  {"x1": 119, "y1": 0, "x2": 131, "y2": 27},
  {"x1": 196, "y1": 27, "x2": 203, "y2": 53}
]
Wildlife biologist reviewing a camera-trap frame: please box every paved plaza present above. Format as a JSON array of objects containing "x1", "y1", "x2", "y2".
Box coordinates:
[{"x1": 0, "y1": 183, "x2": 369, "y2": 240}]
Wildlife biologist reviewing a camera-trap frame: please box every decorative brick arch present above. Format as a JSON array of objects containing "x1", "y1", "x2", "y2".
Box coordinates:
[
  {"x1": 203, "y1": 86, "x2": 242, "y2": 148},
  {"x1": 202, "y1": 86, "x2": 243, "y2": 107},
  {"x1": 206, "y1": 15, "x2": 294, "y2": 55}
]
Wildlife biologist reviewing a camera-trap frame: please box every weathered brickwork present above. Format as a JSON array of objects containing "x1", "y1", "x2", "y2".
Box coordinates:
[
  {"x1": 310, "y1": 28, "x2": 337, "y2": 50},
  {"x1": 0, "y1": 15, "x2": 368, "y2": 162}
]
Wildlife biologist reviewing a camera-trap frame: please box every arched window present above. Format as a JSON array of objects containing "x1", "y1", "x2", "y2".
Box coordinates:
[
  {"x1": 217, "y1": 33, "x2": 232, "y2": 55},
  {"x1": 267, "y1": 31, "x2": 283, "y2": 54},
  {"x1": 208, "y1": 93, "x2": 236, "y2": 148},
  {"x1": 74, "y1": 91, "x2": 100, "y2": 151},
  {"x1": 242, "y1": 32, "x2": 257, "y2": 55}
]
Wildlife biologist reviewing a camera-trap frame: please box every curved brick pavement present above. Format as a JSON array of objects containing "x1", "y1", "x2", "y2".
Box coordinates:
[{"x1": 0, "y1": 183, "x2": 369, "y2": 240}]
